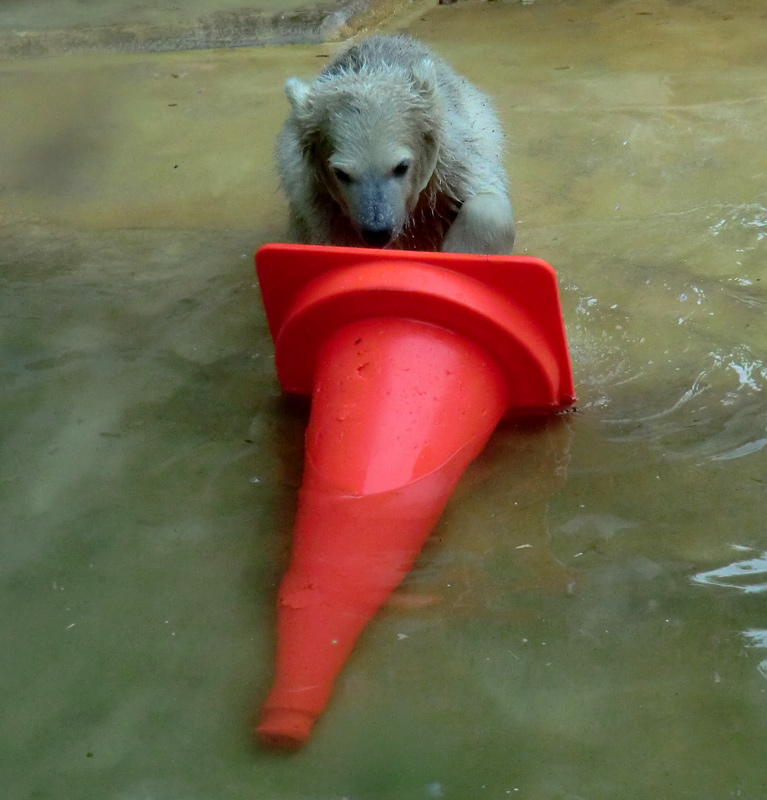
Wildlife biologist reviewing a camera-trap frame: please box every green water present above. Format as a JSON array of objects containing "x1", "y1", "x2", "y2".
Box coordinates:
[{"x1": 1, "y1": 1, "x2": 766, "y2": 798}]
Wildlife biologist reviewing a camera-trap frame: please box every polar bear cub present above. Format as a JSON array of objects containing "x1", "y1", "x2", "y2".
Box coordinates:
[{"x1": 276, "y1": 34, "x2": 515, "y2": 254}]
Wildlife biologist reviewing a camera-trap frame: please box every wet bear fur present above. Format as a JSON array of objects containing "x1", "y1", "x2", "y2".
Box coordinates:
[{"x1": 276, "y1": 34, "x2": 516, "y2": 254}]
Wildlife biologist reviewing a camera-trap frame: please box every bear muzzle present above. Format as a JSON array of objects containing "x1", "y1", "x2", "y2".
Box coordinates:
[{"x1": 360, "y1": 226, "x2": 395, "y2": 248}]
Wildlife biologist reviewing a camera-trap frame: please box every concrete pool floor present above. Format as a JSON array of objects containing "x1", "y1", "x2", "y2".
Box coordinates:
[{"x1": 1, "y1": 1, "x2": 766, "y2": 798}]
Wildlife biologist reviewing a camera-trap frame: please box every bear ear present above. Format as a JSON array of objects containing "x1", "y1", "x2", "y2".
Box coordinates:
[
  {"x1": 410, "y1": 58, "x2": 437, "y2": 99},
  {"x1": 284, "y1": 78, "x2": 311, "y2": 113}
]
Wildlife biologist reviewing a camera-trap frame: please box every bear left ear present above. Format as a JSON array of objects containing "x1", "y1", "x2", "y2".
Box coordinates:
[
  {"x1": 410, "y1": 58, "x2": 437, "y2": 99},
  {"x1": 285, "y1": 78, "x2": 311, "y2": 113}
]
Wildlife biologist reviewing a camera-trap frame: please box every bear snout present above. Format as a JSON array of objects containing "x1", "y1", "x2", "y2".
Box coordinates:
[{"x1": 353, "y1": 179, "x2": 402, "y2": 247}]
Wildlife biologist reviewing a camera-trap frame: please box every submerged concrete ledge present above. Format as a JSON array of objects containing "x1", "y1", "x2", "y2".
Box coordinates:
[{"x1": 0, "y1": 0, "x2": 413, "y2": 58}]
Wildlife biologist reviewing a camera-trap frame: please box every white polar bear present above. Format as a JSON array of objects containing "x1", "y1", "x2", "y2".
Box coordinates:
[{"x1": 276, "y1": 34, "x2": 516, "y2": 254}]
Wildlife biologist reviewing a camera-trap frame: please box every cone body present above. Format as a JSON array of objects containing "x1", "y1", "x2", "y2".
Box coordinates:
[{"x1": 256, "y1": 317, "x2": 508, "y2": 748}]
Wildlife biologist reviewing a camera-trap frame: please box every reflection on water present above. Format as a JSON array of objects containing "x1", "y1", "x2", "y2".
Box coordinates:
[
  {"x1": 742, "y1": 630, "x2": 767, "y2": 681},
  {"x1": 712, "y1": 433, "x2": 767, "y2": 462},
  {"x1": 1, "y1": 1, "x2": 767, "y2": 799},
  {"x1": 692, "y1": 550, "x2": 767, "y2": 594}
]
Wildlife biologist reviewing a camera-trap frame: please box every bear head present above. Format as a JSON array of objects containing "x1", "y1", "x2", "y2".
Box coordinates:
[{"x1": 284, "y1": 58, "x2": 443, "y2": 248}]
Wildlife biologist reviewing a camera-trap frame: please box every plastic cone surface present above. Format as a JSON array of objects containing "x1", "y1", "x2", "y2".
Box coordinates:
[
  {"x1": 257, "y1": 317, "x2": 508, "y2": 748},
  {"x1": 254, "y1": 244, "x2": 575, "y2": 749}
]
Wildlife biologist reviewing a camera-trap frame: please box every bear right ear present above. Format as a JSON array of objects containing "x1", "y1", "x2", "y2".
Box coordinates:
[{"x1": 284, "y1": 78, "x2": 311, "y2": 113}]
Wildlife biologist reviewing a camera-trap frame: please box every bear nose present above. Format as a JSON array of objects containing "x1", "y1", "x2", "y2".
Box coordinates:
[{"x1": 361, "y1": 227, "x2": 393, "y2": 248}]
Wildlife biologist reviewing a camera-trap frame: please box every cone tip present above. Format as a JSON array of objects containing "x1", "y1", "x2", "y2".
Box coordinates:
[{"x1": 256, "y1": 707, "x2": 316, "y2": 750}]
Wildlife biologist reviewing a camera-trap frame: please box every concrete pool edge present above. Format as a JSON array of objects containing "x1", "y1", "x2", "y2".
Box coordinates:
[{"x1": 0, "y1": 0, "x2": 417, "y2": 59}]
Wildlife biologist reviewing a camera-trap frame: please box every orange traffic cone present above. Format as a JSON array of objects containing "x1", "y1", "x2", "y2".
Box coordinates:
[{"x1": 254, "y1": 244, "x2": 575, "y2": 749}]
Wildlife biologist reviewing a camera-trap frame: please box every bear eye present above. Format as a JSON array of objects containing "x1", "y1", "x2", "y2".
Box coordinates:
[
  {"x1": 392, "y1": 161, "x2": 409, "y2": 178},
  {"x1": 333, "y1": 167, "x2": 352, "y2": 184}
]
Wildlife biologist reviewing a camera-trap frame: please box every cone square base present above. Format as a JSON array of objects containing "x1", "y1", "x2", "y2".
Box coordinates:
[{"x1": 256, "y1": 244, "x2": 575, "y2": 413}]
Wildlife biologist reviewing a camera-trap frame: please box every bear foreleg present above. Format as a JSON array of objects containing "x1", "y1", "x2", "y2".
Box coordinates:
[{"x1": 441, "y1": 192, "x2": 516, "y2": 256}]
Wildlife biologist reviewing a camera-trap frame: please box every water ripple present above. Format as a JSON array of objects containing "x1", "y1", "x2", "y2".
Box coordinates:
[
  {"x1": 599, "y1": 345, "x2": 766, "y2": 461},
  {"x1": 709, "y1": 202, "x2": 767, "y2": 242}
]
